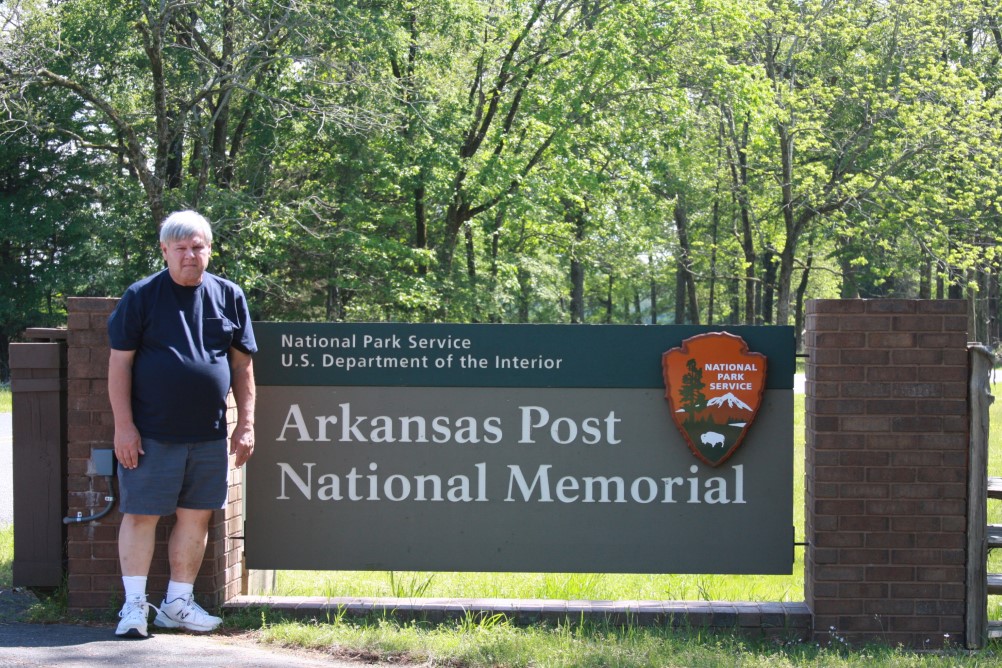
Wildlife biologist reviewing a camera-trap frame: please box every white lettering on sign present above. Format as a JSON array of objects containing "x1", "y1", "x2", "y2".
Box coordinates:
[
  {"x1": 277, "y1": 462, "x2": 489, "y2": 502},
  {"x1": 504, "y1": 464, "x2": 744, "y2": 505},
  {"x1": 274, "y1": 462, "x2": 746, "y2": 505},
  {"x1": 276, "y1": 403, "x2": 621, "y2": 446}
]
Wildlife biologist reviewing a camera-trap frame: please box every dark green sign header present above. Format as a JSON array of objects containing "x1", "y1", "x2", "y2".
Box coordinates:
[{"x1": 253, "y1": 322, "x2": 796, "y2": 388}]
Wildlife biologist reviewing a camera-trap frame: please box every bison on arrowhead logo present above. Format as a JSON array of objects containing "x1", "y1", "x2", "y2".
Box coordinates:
[{"x1": 662, "y1": 332, "x2": 767, "y2": 467}]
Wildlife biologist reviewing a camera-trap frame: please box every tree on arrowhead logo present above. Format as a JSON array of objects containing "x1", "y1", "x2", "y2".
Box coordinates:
[{"x1": 662, "y1": 332, "x2": 767, "y2": 467}]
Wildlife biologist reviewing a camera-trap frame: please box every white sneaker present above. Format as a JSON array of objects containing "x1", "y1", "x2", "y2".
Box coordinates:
[
  {"x1": 153, "y1": 593, "x2": 222, "y2": 632},
  {"x1": 115, "y1": 595, "x2": 153, "y2": 638}
]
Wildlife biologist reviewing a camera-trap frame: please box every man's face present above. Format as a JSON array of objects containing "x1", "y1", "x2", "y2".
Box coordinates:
[{"x1": 161, "y1": 234, "x2": 211, "y2": 287}]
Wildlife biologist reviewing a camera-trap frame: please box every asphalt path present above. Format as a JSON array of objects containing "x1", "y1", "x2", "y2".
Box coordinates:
[{"x1": 0, "y1": 624, "x2": 380, "y2": 667}]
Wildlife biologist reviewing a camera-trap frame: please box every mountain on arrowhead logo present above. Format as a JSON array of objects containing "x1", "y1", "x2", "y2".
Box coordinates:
[{"x1": 662, "y1": 332, "x2": 767, "y2": 467}]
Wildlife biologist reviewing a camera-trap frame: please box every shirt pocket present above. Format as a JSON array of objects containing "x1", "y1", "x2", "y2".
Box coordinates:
[{"x1": 203, "y1": 317, "x2": 235, "y2": 354}]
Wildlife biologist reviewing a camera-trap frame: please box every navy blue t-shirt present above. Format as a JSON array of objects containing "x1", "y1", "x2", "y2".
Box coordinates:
[{"x1": 108, "y1": 269, "x2": 257, "y2": 442}]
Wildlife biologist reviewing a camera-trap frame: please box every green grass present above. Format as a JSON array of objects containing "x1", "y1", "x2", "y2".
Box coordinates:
[
  {"x1": 237, "y1": 608, "x2": 994, "y2": 667},
  {"x1": 0, "y1": 384, "x2": 10, "y2": 413},
  {"x1": 0, "y1": 524, "x2": 11, "y2": 589}
]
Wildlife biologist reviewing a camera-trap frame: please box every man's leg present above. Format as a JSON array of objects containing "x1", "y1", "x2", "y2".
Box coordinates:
[
  {"x1": 116, "y1": 513, "x2": 160, "y2": 637},
  {"x1": 167, "y1": 508, "x2": 213, "y2": 583},
  {"x1": 118, "y1": 513, "x2": 160, "y2": 576},
  {"x1": 154, "y1": 507, "x2": 222, "y2": 632}
]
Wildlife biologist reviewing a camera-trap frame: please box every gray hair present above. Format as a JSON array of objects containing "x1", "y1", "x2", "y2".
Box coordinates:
[{"x1": 159, "y1": 210, "x2": 214, "y2": 245}]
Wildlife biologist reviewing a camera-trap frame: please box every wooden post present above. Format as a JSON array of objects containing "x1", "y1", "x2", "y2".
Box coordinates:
[
  {"x1": 967, "y1": 345, "x2": 994, "y2": 648},
  {"x1": 10, "y1": 339, "x2": 68, "y2": 588}
]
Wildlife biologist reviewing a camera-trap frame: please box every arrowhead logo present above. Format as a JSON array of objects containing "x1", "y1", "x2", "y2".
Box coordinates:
[{"x1": 662, "y1": 332, "x2": 767, "y2": 467}]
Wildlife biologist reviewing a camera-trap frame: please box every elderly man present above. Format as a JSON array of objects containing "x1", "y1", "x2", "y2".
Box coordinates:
[{"x1": 107, "y1": 210, "x2": 256, "y2": 638}]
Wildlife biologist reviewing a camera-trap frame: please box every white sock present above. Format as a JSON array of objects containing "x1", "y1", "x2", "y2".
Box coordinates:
[
  {"x1": 165, "y1": 580, "x2": 194, "y2": 602},
  {"x1": 122, "y1": 576, "x2": 147, "y2": 600}
]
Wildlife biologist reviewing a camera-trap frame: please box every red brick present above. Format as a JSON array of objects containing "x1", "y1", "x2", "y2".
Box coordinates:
[
  {"x1": 867, "y1": 366, "x2": 917, "y2": 382},
  {"x1": 914, "y1": 533, "x2": 965, "y2": 549},
  {"x1": 890, "y1": 416, "x2": 943, "y2": 433},
  {"x1": 868, "y1": 332, "x2": 916, "y2": 348},
  {"x1": 809, "y1": 300, "x2": 867, "y2": 314},
  {"x1": 866, "y1": 468, "x2": 916, "y2": 483},
  {"x1": 68, "y1": 297, "x2": 119, "y2": 312},
  {"x1": 840, "y1": 483, "x2": 889, "y2": 498},
  {"x1": 816, "y1": 466, "x2": 864, "y2": 482},
  {"x1": 816, "y1": 532, "x2": 865, "y2": 548},
  {"x1": 917, "y1": 332, "x2": 967, "y2": 348},
  {"x1": 842, "y1": 382, "x2": 892, "y2": 397},
  {"x1": 815, "y1": 332, "x2": 868, "y2": 349},
  {"x1": 891, "y1": 383, "x2": 942, "y2": 398},
  {"x1": 865, "y1": 399, "x2": 916, "y2": 415},
  {"x1": 890, "y1": 516, "x2": 942, "y2": 532},
  {"x1": 865, "y1": 533, "x2": 915, "y2": 549},
  {"x1": 890, "y1": 483, "x2": 946, "y2": 500},
  {"x1": 838, "y1": 549, "x2": 889, "y2": 565},
  {"x1": 865, "y1": 565, "x2": 915, "y2": 581},
  {"x1": 942, "y1": 315, "x2": 969, "y2": 331},
  {"x1": 841, "y1": 317, "x2": 893, "y2": 332},
  {"x1": 816, "y1": 499, "x2": 866, "y2": 515},
  {"x1": 889, "y1": 349, "x2": 942, "y2": 365},
  {"x1": 917, "y1": 366, "x2": 967, "y2": 382},
  {"x1": 864, "y1": 599, "x2": 915, "y2": 615},
  {"x1": 809, "y1": 315, "x2": 844, "y2": 331},
  {"x1": 837, "y1": 583, "x2": 887, "y2": 598},
  {"x1": 893, "y1": 315, "x2": 943, "y2": 332},
  {"x1": 814, "y1": 565, "x2": 865, "y2": 581},
  {"x1": 839, "y1": 450, "x2": 888, "y2": 467},
  {"x1": 889, "y1": 616, "x2": 941, "y2": 632},
  {"x1": 890, "y1": 583, "x2": 940, "y2": 598},
  {"x1": 866, "y1": 300, "x2": 917, "y2": 314},
  {"x1": 917, "y1": 467, "x2": 964, "y2": 483},
  {"x1": 814, "y1": 399, "x2": 866, "y2": 415},
  {"x1": 916, "y1": 300, "x2": 966, "y2": 315},
  {"x1": 840, "y1": 516, "x2": 889, "y2": 532},
  {"x1": 943, "y1": 348, "x2": 969, "y2": 365},
  {"x1": 812, "y1": 433, "x2": 866, "y2": 450},
  {"x1": 809, "y1": 348, "x2": 841, "y2": 364},
  {"x1": 839, "y1": 416, "x2": 891, "y2": 432}
]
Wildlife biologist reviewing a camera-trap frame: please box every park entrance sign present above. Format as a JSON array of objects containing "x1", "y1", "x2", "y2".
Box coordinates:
[{"x1": 246, "y1": 323, "x2": 795, "y2": 574}]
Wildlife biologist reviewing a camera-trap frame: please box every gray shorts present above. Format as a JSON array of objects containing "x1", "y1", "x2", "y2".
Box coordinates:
[{"x1": 118, "y1": 437, "x2": 228, "y2": 516}]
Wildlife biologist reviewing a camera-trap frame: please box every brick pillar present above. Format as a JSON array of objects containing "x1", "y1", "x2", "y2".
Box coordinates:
[
  {"x1": 65, "y1": 297, "x2": 244, "y2": 611},
  {"x1": 804, "y1": 299, "x2": 969, "y2": 648}
]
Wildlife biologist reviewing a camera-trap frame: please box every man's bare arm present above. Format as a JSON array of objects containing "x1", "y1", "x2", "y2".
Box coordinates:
[
  {"x1": 108, "y1": 349, "x2": 143, "y2": 469},
  {"x1": 229, "y1": 348, "x2": 256, "y2": 467}
]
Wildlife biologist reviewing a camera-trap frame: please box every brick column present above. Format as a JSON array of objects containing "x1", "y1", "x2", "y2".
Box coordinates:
[
  {"x1": 804, "y1": 299, "x2": 969, "y2": 648},
  {"x1": 65, "y1": 297, "x2": 244, "y2": 611}
]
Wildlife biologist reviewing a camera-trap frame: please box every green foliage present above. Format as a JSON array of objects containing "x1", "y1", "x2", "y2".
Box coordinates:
[{"x1": 2, "y1": 0, "x2": 1002, "y2": 346}]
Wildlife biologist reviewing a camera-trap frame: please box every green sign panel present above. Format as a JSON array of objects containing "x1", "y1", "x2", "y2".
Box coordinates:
[{"x1": 246, "y1": 323, "x2": 795, "y2": 574}]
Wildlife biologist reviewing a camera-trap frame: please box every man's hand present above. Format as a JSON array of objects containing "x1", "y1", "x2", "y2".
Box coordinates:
[
  {"x1": 230, "y1": 424, "x2": 255, "y2": 467},
  {"x1": 114, "y1": 422, "x2": 144, "y2": 470}
]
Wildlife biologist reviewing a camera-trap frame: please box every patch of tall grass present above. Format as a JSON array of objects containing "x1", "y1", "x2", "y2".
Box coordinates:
[
  {"x1": 247, "y1": 610, "x2": 994, "y2": 668},
  {"x1": 0, "y1": 524, "x2": 12, "y2": 588},
  {"x1": 0, "y1": 385, "x2": 10, "y2": 413}
]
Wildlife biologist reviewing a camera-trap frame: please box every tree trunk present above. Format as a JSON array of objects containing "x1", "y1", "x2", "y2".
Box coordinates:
[
  {"x1": 672, "y1": 191, "x2": 699, "y2": 324},
  {"x1": 794, "y1": 247, "x2": 814, "y2": 353}
]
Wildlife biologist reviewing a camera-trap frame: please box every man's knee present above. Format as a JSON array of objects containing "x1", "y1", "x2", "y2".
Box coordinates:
[{"x1": 174, "y1": 508, "x2": 214, "y2": 530}]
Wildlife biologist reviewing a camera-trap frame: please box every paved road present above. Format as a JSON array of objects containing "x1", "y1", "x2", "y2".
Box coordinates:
[{"x1": 0, "y1": 623, "x2": 383, "y2": 667}]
